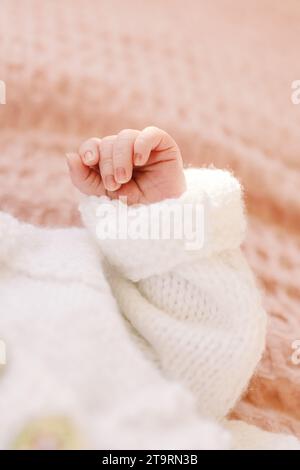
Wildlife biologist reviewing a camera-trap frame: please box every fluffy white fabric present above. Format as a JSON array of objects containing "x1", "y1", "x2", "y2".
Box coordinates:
[{"x1": 0, "y1": 168, "x2": 299, "y2": 450}]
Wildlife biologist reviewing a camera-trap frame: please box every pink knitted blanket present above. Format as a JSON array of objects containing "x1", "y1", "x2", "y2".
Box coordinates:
[{"x1": 0, "y1": 0, "x2": 299, "y2": 437}]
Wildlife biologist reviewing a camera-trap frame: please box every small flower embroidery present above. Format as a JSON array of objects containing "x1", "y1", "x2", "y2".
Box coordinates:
[{"x1": 12, "y1": 416, "x2": 82, "y2": 450}]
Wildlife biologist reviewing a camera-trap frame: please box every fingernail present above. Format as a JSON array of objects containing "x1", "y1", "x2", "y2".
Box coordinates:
[
  {"x1": 134, "y1": 153, "x2": 143, "y2": 165},
  {"x1": 105, "y1": 175, "x2": 118, "y2": 190},
  {"x1": 115, "y1": 167, "x2": 127, "y2": 183},
  {"x1": 83, "y1": 151, "x2": 95, "y2": 165}
]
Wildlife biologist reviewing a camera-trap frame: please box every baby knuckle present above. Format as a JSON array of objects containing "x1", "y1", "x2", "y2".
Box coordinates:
[
  {"x1": 102, "y1": 135, "x2": 116, "y2": 144},
  {"x1": 118, "y1": 128, "x2": 135, "y2": 138},
  {"x1": 144, "y1": 125, "x2": 161, "y2": 134}
]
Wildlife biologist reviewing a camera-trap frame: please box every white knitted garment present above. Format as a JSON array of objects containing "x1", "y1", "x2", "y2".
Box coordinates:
[
  {"x1": 0, "y1": 168, "x2": 299, "y2": 450},
  {"x1": 81, "y1": 168, "x2": 266, "y2": 420}
]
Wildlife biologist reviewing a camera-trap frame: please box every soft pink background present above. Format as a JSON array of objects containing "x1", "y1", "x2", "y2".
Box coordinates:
[{"x1": 0, "y1": 0, "x2": 300, "y2": 436}]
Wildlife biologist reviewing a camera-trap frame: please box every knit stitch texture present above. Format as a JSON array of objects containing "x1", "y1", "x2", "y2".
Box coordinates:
[
  {"x1": 0, "y1": 0, "x2": 299, "y2": 437},
  {"x1": 1, "y1": 169, "x2": 299, "y2": 449}
]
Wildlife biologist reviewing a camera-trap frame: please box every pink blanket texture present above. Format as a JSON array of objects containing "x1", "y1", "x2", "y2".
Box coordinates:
[{"x1": 0, "y1": 0, "x2": 299, "y2": 437}]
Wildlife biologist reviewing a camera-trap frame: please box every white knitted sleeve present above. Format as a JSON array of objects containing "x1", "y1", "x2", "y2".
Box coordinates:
[
  {"x1": 80, "y1": 168, "x2": 246, "y2": 281},
  {"x1": 0, "y1": 211, "x2": 25, "y2": 266},
  {"x1": 80, "y1": 168, "x2": 267, "y2": 421}
]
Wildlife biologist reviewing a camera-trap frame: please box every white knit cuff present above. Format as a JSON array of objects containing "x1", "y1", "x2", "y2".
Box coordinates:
[
  {"x1": 0, "y1": 211, "x2": 24, "y2": 265},
  {"x1": 79, "y1": 168, "x2": 246, "y2": 281}
]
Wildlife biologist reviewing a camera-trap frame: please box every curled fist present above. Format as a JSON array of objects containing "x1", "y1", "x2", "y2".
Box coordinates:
[{"x1": 66, "y1": 127, "x2": 186, "y2": 204}]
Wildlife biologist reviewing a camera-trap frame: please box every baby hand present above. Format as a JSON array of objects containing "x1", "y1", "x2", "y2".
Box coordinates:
[{"x1": 66, "y1": 127, "x2": 186, "y2": 204}]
